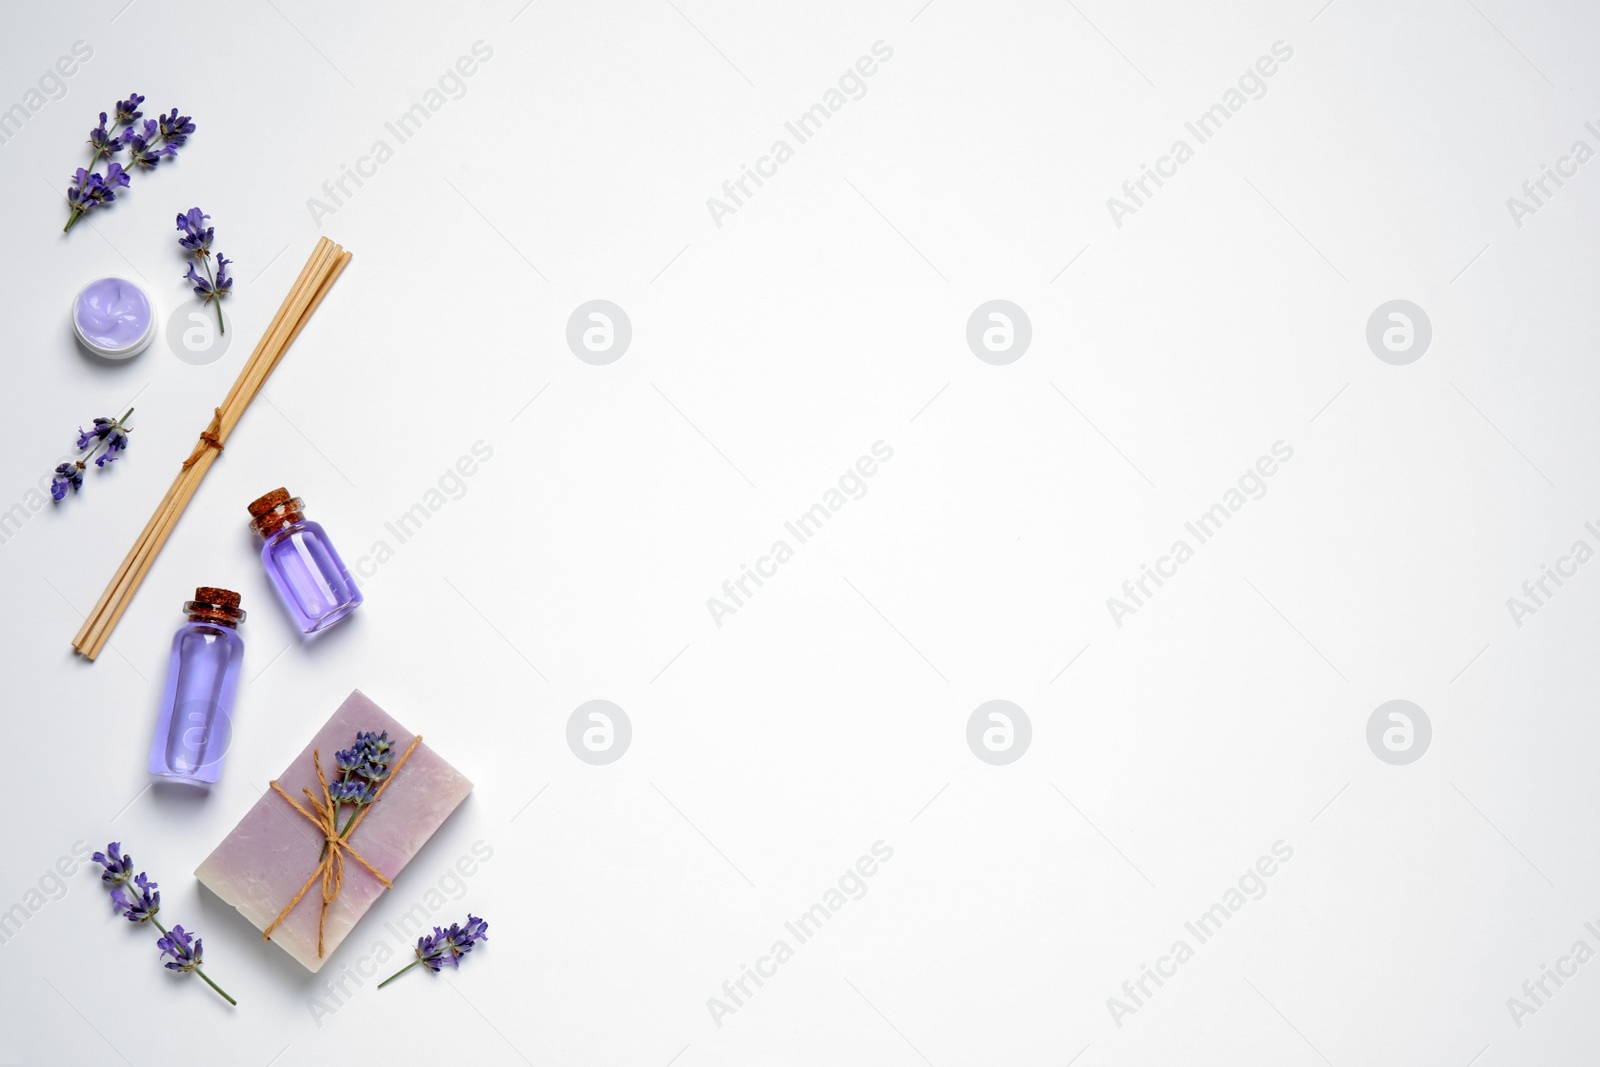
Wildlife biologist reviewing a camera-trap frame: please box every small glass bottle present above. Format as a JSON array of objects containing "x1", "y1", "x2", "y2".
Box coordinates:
[
  {"x1": 249, "y1": 487, "x2": 364, "y2": 633},
  {"x1": 148, "y1": 588, "x2": 246, "y2": 785}
]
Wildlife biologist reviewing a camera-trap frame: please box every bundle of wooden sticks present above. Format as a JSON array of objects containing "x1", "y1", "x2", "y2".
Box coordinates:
[{"x1": 72, "y1": 237, "x2": 352, "y2": 660}]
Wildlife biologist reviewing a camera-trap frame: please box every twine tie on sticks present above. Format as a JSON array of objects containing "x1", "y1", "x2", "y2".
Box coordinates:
[
  {"x1": 180, "y1": 407, "x2": 226, "y2": 471},
  {"x1": 262, "y1": 734, "x2": 422, "y2": 958}
]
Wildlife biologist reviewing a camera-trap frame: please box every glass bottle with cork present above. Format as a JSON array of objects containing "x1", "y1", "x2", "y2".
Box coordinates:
[
  {"x1": 248, "y1": 487, "x2": 364, "y2": 634},
  {"x1": 148, "y1": 588, "x2": 245, "y2": 784}
]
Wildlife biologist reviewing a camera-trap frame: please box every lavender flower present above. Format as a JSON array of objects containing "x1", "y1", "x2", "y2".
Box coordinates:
[
  {"x1": 88, "y1": 114, "x2": 119, "y2": 154},
  {"x1": 66, "y1": 163, "x2": 130, "y2": 217},
  {"x1": 49, "y1": 408, "x2": 133, "y2": 504},
  {"x1": 92, "y1": 841, "x2": 235, "y2": 1005},
  {"x1": 76, "y1": 419, "x2": 107, "y2": 451},
  {"x1": 157, "y1": 926, "x2": 203, "y2": 973},
  {"x1": 178, "y1": 209, "x2": 231, "y2": 334},
  {"x1": 449, "y1": 914, "x2": 490, "y2": 959},
  {"x1": 113, "y1": 92, "x2": 144, "y2": 125},
  {"x1": 126, "y1": 118, "x2": 175, "y2": 170},
  {"x1": 111, "y1": 872, "x2": 160, "y2": 924},
  {"x1": 328, "y1": 778, "x2": 376, "y2": 806},
  {"x1": 415, "y1": 928, "x2": 452, "y2": 972},
  {"x1": 156, "y1": 108, "x2": 194, "y2": 147},
  {"x1": 51, "y1": 463, "x2": 83, "y2": 502},
  {"x1": 92, "y1": 842, "x2": 134, "y2": 887},
  {"x1": 334, "y1": 731, "x2": 393, "y2": 786},
  {"x1": 77, "y1": 416, "x2": 129, "y2": 464},
  {"x1": 96, "y1": 425, "x2": 129, "y2": 467},
  {"x1": 379, "y1": 914, "x2": 490, "y2": 988},
  {"x1": 64, "y1": 92, "x2": 191, "y2": 232},
  {"x1": 176, "y1": 207, "x2": 212, "y2": 254}
]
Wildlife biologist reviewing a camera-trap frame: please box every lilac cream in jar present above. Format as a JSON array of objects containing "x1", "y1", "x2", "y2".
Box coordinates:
[{"x1": 72, "y1": 277, "x2": 155, "y2": 359}]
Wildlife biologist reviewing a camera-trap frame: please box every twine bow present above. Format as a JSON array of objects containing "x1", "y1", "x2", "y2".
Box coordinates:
[
  {"x1": 262, "y1": 734, "x2": 423, "y2": 958},
  {"x1": 180, "y1": 407, "x2": 227, "y2": 471}
]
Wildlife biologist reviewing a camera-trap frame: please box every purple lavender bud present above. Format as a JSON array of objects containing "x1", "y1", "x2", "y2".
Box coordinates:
[
  {"x1": 415, "y1": 927, "x2": 451, "y2": 971},
  {"x1": 157, "y1": 925, "x2": 203, "y2": 973},
  {"x1": 113, "y1": 873, "x2": 160, "y2": 923},
  {"x1": 176, "y1": 208, "x2": 212, "y2": 253},
  {"x1": 92, "y1": 842, "x2": 134, "y2": 885},
  {"x1": 447, "y1": 914, "x2": 489, "y2": 961},
  {"x1": 184, "y1": 262, "x2": 213, "y2": 298},
  {"x1": 66, "y1": 168, "x2": 90, "y2": 206},
  {"x1": 328, "y1": 778, "x2": 377, "y2": 806},
  {"x1": 51, "y1": 463, "x2": 83, "y2": 502},
  {"x1": 88, "y1": 114, "x2": 121, "y2": 155},
  {"x1": 157, "y1": 108, "x2": 194, "y2": 146},
  {"x1": 70, "y1": 162, "x2": 132, "y2": 214},
  {"x1": 95, "y1": 426, "x2": 128, "y2": 467},
  {"x1": 113, "y1": 92, "x2": 144, "y2": 124},
  {"x1": 77, "y1": 415, "x2": 120, "y2": 451},
  {"x1": 128, "y1": 135, "x2": 162, "y2": 170}
]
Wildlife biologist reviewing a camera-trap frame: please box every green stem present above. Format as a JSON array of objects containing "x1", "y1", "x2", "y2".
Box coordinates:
[
  {"x1": 200, "y1": 255, "x2": 224, "y2": 335},
  {"x1": 194, "y1": 967, "x2": 237, "y2": 1006},
  {"x1": 150, "y1": 917, "x2": 236, "y2": 1006},
  {"x1": 377, "y1": 958, "x2": 421, "y2": 990},
  {"x1": 320, "y1": 770, "x2": 354, "y2": 862},
  {"x1": 337, "y1": 804, "x2": 363, "y2": 840}
]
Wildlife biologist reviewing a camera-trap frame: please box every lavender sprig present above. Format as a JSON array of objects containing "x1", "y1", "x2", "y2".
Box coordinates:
[
  {"x1": 64, "y1": 92, "x2": 192, "y2": 233},
  {"x1": 51, "y1": 408, "x2": 134, "y2": 502},
  {"x1": 92, "y1": 842, "x2": 235, "y2": 1005},
  {"x1": 322, "y1": 731, "x2": 394, "y2": 860},
  {"x1": 378, "y1": 914, "x2": 490, "y2": 989},
  {"x1": 177, "y1": 208, "x2": 231, "y2": 335}
]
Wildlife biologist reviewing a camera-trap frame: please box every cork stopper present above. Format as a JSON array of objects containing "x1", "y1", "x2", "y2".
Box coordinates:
[
  {"x1": 186, "y1": 587, "x2": 245, "y2": 627},
  {"x1": 248, "y1": 488, "x2": 292, "y2": 519},
  {"x1": 195, "y1": 587, "x2": 241, "y2": 611},
  {"x1": 248, "y1": 487, "x2": 305, "y2": 538}
]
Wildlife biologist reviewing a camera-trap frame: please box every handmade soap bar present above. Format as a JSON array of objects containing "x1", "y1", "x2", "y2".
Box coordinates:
[{"x1": 195, "y1": 690, "x2": 471, "y2": 972}]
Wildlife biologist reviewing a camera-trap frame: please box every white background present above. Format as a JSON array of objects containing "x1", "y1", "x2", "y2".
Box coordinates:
[{"x1": 2, "y1": 0, "x2": 1598, "y2": 1064}]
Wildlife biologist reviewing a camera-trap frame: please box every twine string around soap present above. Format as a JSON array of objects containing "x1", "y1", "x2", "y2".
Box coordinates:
[{"x1": 262, "y1": 734, "x2": 423, "y2": 958}]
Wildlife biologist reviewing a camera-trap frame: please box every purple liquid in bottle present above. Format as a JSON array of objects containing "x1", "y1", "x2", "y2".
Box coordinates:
[
  {"x1": 249, "y1": 488, "x2": 363, "y2": 634},
  {"x1": 148, "y1": 588, "x2": 246, "y2": 785}
]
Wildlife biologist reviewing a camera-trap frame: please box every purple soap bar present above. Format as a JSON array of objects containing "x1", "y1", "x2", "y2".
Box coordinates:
[{"x1": 195, "y1": 690, "x2": 472, "y2": 971}]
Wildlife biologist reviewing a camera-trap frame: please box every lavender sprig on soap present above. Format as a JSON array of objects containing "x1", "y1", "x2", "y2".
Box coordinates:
[
  {"x1": 378, "y1": 914, "x2": 490, "y2": 988},
  {"x1": 92, "y1": 842, "x2": 236, "y2": 1006},
  {"x1": 332, "y1": 731, "x2": 391, "y2": 817},
  {"x1": 63, "y1": 92, "x2": 192, "y2": 233},
  {"x1": 50, "y1": 408, "x2": 133, "y2": 502},
  {"x1": 177, "y1": 208, "x2": 232, "y2": 335}
]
